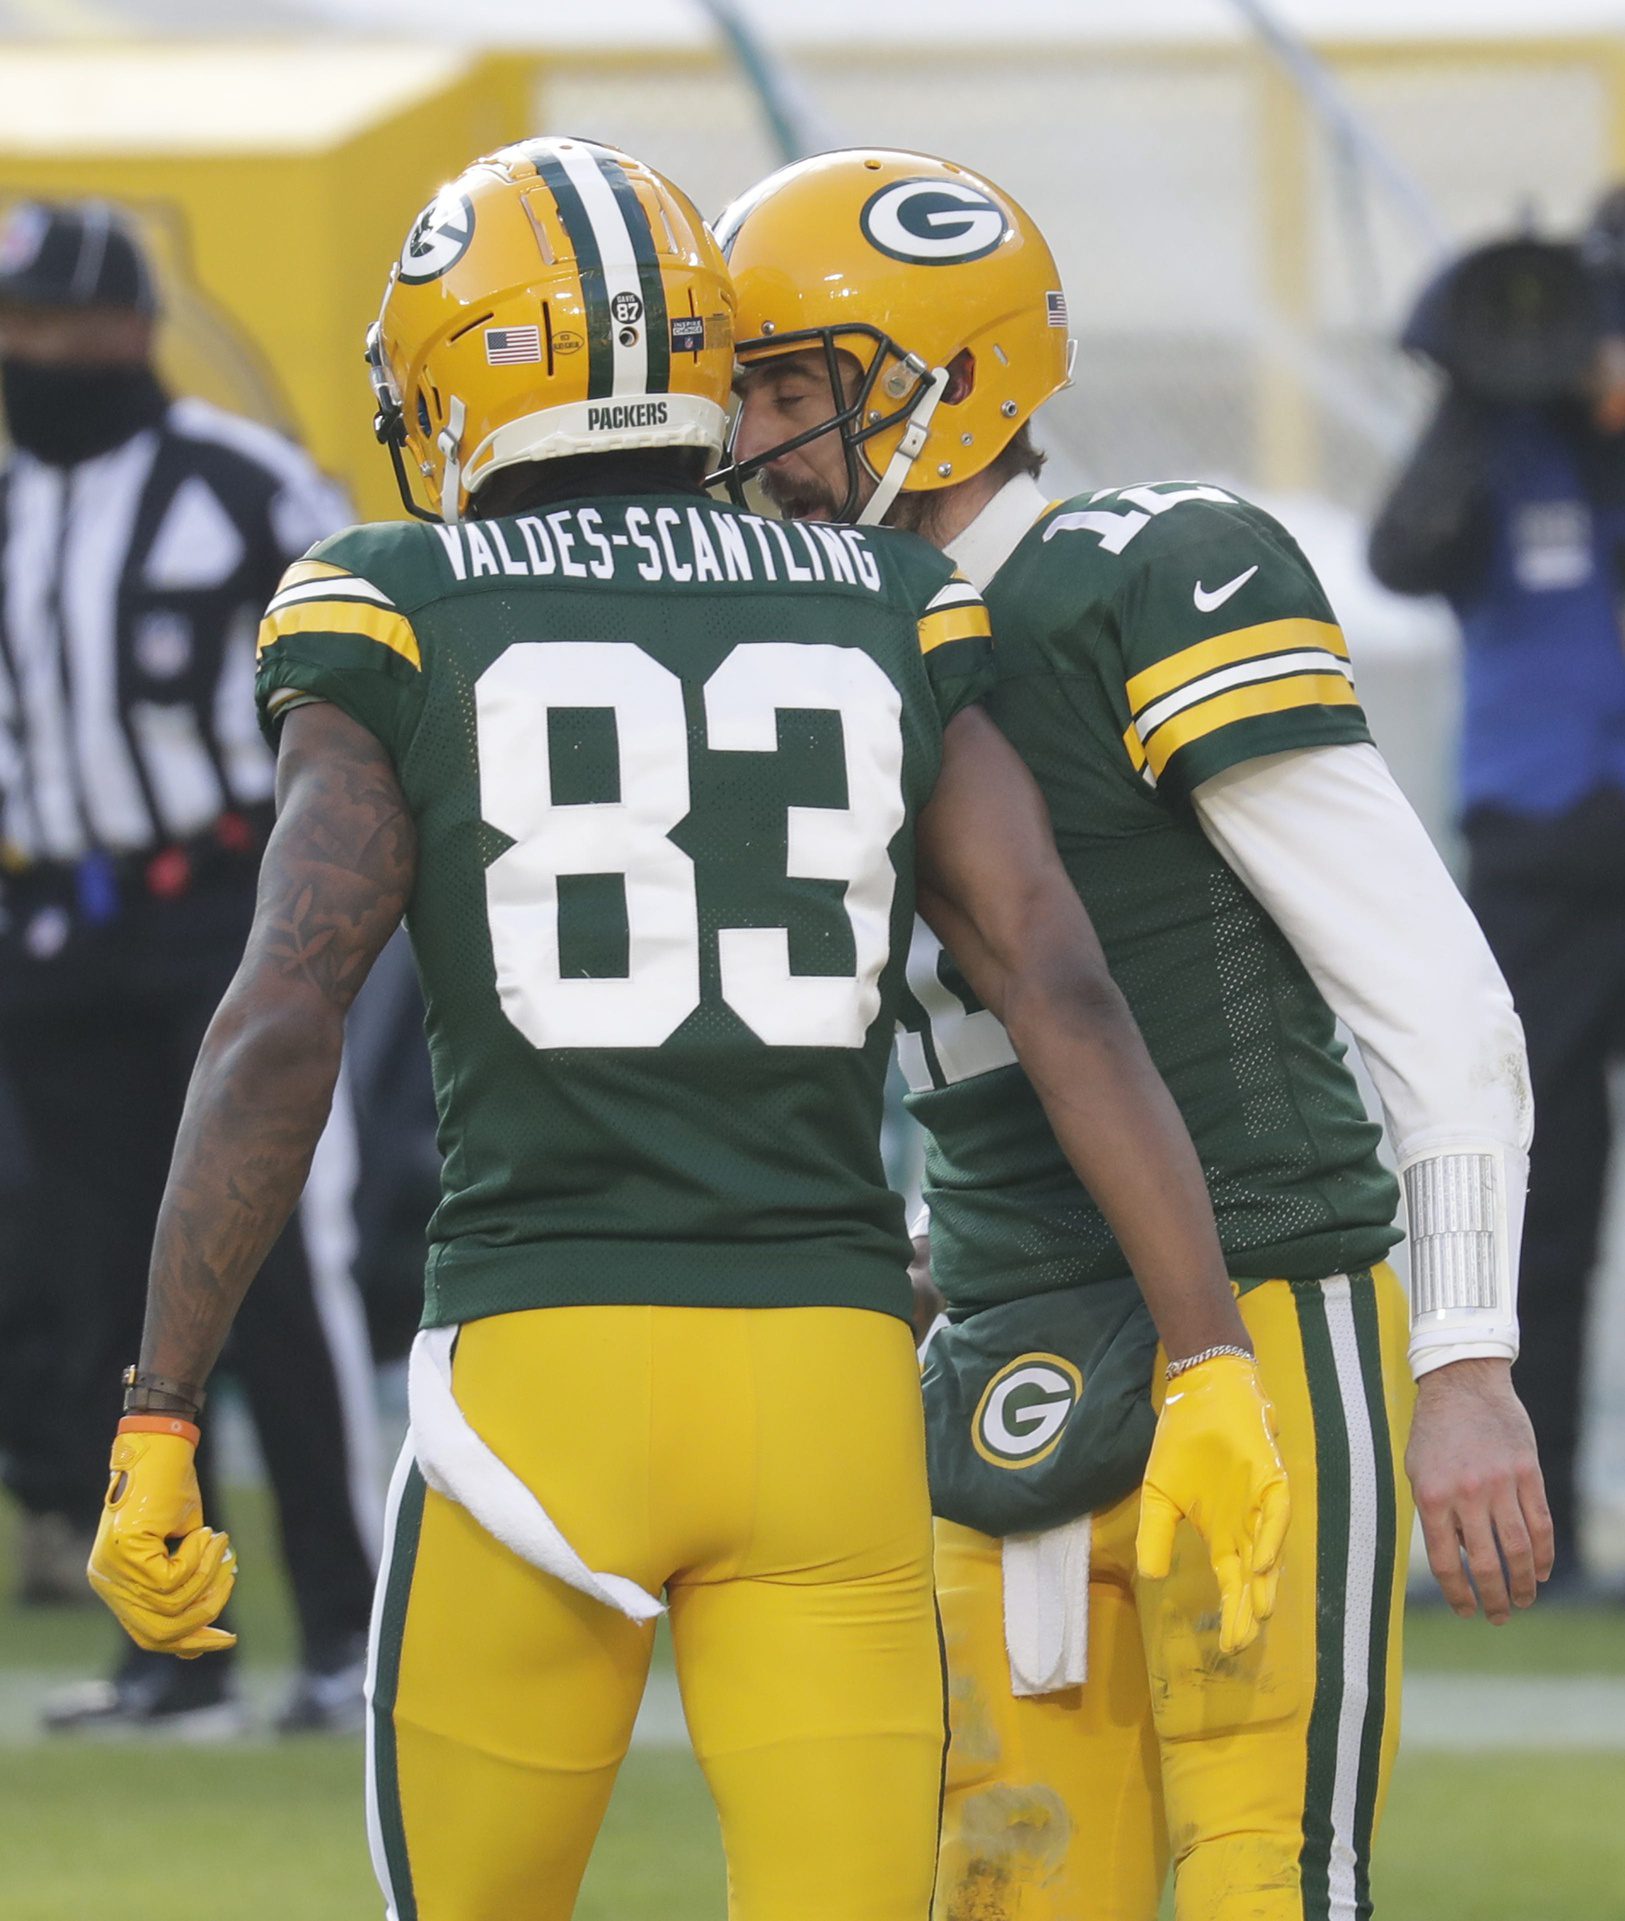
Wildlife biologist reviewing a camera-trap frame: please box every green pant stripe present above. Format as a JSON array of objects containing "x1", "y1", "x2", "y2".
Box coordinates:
[
  {"x1": 1348, "y1": 1276, "x2": 1398, "y2": 1916},
  {"x1": 1295, "y1": 1280, "x2": 1351, "y2": 1921},
  {"x1": 926, "y1": 1598, "x2": 951, "y2": 1919},
  {"x1": 371, "y1": 1461, "x2": 427, "y2": 1921}
]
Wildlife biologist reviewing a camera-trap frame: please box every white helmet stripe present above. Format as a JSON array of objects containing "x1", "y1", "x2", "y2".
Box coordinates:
[{"x1": 555, "y1": 144, "x2": 650, "y2": 401}]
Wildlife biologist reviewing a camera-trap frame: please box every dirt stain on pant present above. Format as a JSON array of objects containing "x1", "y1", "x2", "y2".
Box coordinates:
[{"x1": 940, "y1": 1783, "x2": 1073, "y2": 1921}]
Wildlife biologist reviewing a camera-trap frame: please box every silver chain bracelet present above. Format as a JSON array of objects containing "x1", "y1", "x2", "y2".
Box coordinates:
[{"x1": 1165, "y1": 1343, "x2": 1254, "y2": 1382}]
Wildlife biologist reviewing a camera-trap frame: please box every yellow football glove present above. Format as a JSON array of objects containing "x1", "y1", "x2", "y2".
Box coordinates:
[
  {"x1": 1135, "y1": 1351, "x2": 1290, "y2": 1656},
  {"x1": 87, "y1": 1416, "x2": 237, "y2": 1658}
]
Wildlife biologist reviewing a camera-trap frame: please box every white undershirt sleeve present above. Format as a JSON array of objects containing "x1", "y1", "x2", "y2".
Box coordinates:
[{"x1": 1192, "y1": 742, "x2": 1532, "y2": 1378}]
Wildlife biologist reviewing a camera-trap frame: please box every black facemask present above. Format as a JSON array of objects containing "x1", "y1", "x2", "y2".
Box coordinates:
[{"x1": 0, "y1": 357, "x2": 167, "y2": 466}]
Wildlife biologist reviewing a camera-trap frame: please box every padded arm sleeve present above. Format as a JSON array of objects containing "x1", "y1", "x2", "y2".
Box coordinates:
[{"x1": 1193, "y1": 741, "x2": 1532, "y2": 1378}]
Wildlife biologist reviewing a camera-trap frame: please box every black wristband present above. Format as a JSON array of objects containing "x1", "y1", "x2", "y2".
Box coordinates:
[{"x1": 121, "y1": 1365, "x2": 204, "y2": 1420}]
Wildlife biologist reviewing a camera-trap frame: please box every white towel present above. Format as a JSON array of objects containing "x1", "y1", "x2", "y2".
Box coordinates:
[
  {"x1": 1002, "y1": 1515, "x2": 1091, "y2": 1696},
  {"x1": 407, "y1": 1326, "x2": 664, "y2": 1623}
]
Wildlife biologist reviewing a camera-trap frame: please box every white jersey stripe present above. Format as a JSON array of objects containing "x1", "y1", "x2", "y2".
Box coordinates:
[
  {"x1": 62, "y1": 435, "x2": 170, "y2": 847},
  {"x1": 924, "y1": 580, "x2": 984, "y2": 612},
  {"x1": 213, "y1": 607, "x2": 277, "y2": 808},
  {"x1": 7, "y1": 465, "x2": 90, "y2": 856},
  {"x1": 555, "y1": 144, "x2": 649, "y2": 400},
  {"x1": 266, "y1": 577, "x2": 395, "y2": 616},
  {"x1": 1135, "y1": 649, "x2": 1354, "y2": 742},
  {"x1": 1323, "y1": 1275, "x2": 1381, "y2": 1921}
]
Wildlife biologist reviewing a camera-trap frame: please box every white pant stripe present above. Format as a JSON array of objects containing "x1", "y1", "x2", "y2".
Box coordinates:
[
  {"x1": 363, "y1": 1439, "x2": 418, "y2": 1921},
  {"x1": 1322, "y1": 1276, "x2": 1381, "y2": 1921}
]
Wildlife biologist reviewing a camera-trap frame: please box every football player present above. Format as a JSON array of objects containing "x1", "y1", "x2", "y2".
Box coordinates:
[
  {"x1": 721, "y1": 149, "x2": 1552, "y2": 1921},
  {"x1": 85, "y1": 140, "x2": 1287, "y2": 1920}
]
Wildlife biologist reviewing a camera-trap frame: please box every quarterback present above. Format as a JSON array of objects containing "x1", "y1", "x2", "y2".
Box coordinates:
[
  {"x1": 721, "y1": 150, "x2": 1552, "y2": 1920},
  {"x1": 83, "y1": 141, "x2": 1287, "y2": 1920}
]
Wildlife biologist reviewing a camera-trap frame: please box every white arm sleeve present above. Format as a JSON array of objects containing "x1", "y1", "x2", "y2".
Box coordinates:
[{"x1": 1192, "y1": 742, "x2": 1533, "y2": 1378}]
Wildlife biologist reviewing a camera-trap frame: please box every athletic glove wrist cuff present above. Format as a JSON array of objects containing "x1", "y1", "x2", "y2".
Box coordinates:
[{"x1": 116, "y1": 1412, "x2": 202, "y2": 1447}]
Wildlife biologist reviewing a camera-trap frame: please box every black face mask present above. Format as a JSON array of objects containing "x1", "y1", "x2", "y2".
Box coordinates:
[{"x1": 0, "y1": 357, "x2": 167, "y2": 466}]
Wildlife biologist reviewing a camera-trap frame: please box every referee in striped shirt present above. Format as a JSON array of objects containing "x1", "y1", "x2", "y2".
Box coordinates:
[{"x1": 0, "y1": 200, "x2": 380, "y2": 1735}]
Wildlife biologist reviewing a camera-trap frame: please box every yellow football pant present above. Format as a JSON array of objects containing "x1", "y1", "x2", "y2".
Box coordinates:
[
  {"x1": 365, "y1": 1304, "x2": 945, "y2": 1921},
  {"x1": 933, "y1": 1269, "x2": 1415, "y2": 1921}
]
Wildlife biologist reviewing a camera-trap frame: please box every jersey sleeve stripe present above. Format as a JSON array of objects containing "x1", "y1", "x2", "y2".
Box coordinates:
[
  {"x1": 918, "y1": 601, "x2": 993, "y2": 655},
  {"x1": 1135, "y1": 648, "x2": 1353, "y2": 740},
  {"x1": 924, "y1": 578, "x2": 984, "y2": 613},
  {"x1": 262, "y1": 686, "x2": 326, "y2": 722},
  {"x1": 256, "y1": 599, "x2": 422, "y2": 670},
  {"x1": 265, "y1": 577, "x2": 396, "y2": 618},
  {"x1": 1124, "y1": 617, "x2": 1348, "y2": 714},
  {"x1": 1142, "y1": 672, "x2": 1360, "y2": 777},
  {"x1": 276, "y1": 557, "x2": 357, "y2": 591}
]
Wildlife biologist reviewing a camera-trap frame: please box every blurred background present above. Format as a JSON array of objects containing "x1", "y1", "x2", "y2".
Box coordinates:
[{"x1": 1, "y1": 2, "x2": 1623, "y2": 1917}]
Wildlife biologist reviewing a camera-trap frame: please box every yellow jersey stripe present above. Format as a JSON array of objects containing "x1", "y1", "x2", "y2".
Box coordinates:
[
  {"x1": 1122, "y1": 721, "x2": 1148, "y2": 773},
  {"x1": 1125, "y1": 617, "x2": 1348, "y2": 715},
  {"x1": 275, "y1": 558, "x2": 356, "y2": 592},
  {"x1": 1143, "y1": 671, "x2": 1359, "y2": 777},
  {"x1": 918, "y1": 602, "x2": 992, "y2": 655},
  {"x1": 256, "y1": 599, "x2": 422, "y2": 670}
]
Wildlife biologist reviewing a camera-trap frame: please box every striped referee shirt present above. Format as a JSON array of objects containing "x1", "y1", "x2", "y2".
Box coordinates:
[{"x1": 0, "y1": 397, "x2": 348, "y2": 863}]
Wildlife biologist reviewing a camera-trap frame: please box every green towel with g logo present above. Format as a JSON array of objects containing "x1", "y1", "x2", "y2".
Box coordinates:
[{"x1": 921, "y1": 1274, "x2": 1160, "y2": 1537}]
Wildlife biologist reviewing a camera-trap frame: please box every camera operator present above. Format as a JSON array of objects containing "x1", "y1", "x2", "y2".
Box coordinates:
[{"x1": 1369, "y1": 190, "x2": 1625, "y2": 1596}]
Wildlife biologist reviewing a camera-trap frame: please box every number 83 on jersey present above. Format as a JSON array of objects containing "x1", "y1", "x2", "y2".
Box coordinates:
[{"x1": 476, "y1": 638, "x2": 908, "y2": 1052}]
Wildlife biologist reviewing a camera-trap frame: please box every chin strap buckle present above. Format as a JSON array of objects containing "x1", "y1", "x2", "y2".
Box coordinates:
[
  {"x1": 437, "y1": 395, "x2": 468, "y2": 524},
  {"x1": 860, "y1": 366, "x2": 950, "y2": 527}
]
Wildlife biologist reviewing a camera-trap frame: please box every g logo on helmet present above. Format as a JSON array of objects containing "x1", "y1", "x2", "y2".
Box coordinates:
[
  {"x1": 859, "y1": 178, "x2": 1010, "y2": 266},
  {"x1": 972, "y1": 1354, "x2": 1083, "y2": 1469},
  {"x1": 399, "y1": 189, "x2": 476, "y2": 285}
]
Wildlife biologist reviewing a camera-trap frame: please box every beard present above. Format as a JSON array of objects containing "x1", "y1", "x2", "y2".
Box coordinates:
[
  {"x1": 757, "y1": 453, "x2": 952, "y2": 538},
  {"x1": 757, "y1": 462, "x2": 845, "y2": 522}
]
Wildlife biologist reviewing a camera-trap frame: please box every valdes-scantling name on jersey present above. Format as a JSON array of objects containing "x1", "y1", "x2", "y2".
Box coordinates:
[{"x1": 433, "y1": 503, "x2": 885, "y2": 593}]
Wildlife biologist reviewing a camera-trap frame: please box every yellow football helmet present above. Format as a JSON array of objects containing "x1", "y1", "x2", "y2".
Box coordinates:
[
  {"x1": 713, "y1": 149, "x2": 1073, "y2": 524},
  {"x1": 367, "y1": 137, "x2": 735, "y2": 523}
]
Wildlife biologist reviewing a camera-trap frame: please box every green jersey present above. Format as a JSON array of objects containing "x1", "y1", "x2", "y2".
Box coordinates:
[
  {"x1": 254, "y1": 495, "x2": 991, "y2": 1329},
  {"x1": 899, "y1": 480, "x2": 1400, "y2": 1311}
]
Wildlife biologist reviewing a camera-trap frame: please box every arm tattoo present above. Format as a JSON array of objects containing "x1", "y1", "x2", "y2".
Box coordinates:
[{"x1": 139, "y1": 704, "x2": 417, "y2": 1390}]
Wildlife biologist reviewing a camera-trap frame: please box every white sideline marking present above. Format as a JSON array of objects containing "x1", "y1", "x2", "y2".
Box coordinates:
[
  {"x1": 0, "y1": 1666, "x2": 692, "y2": 1749},
  {"x1": 1401, "y1": 1675, "x2": 1625, "y2": 1753},
  {"x1": 2, "y1": 1669, "x2": 1621, "y2": 1753}
]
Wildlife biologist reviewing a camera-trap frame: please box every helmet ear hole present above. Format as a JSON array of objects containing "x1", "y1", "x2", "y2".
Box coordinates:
[
  {"x1": 943, "y1": 349, "x2": 976, "y2": 406},
  {"x1": 417, "y1": 376, "x2": 445, "y2": 437}
]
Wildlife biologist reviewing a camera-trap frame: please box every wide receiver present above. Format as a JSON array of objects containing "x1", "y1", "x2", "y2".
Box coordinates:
[
  {"x1": 721, "y1": 149, "x2": 1552, "y2": 1921},
  {"x1": 83, "y1": 140, "x2": 1287, "y2": 1920}
]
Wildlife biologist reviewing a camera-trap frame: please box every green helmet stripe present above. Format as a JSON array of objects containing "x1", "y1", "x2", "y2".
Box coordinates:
[
  {"x1": 531, "y1": 151, "x2": 615, "y2": 401},
  {"x1": 589, "y1": 146, "x2": 671, "y2": 396}
]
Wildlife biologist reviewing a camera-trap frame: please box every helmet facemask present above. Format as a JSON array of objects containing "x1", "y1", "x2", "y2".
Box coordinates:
[
  {"x1": 713, "y1": 323, "x2": 950, "y2": 526},
  {"x1": 366, "y1": 305, "x2": 469, "y2": 525}
]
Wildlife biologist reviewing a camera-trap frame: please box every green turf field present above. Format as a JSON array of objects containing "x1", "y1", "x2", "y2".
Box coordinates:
[{"x1": 4, "y1": 1488, "x2": 1623, "y2": 1920}]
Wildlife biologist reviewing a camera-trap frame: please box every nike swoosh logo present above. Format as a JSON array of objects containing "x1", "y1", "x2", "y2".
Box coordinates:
[{"x1": 1193, "y1": 565, "x2": 1259, "y2": 613}]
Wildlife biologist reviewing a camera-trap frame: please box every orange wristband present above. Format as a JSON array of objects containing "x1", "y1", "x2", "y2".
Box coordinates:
[{"x1": 117, "y1": 1413, "x2": 201, "y2": 1447}]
